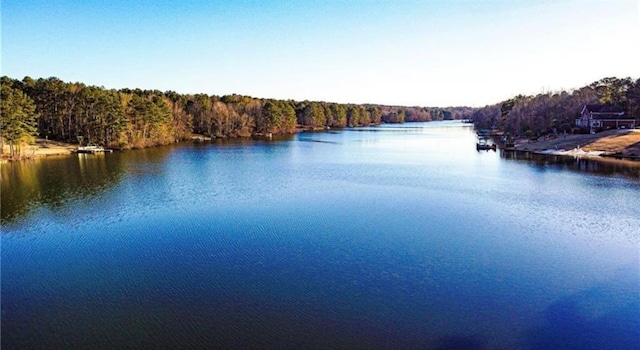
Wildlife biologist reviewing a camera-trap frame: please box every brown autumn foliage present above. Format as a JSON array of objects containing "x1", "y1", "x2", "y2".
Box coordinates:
[
  {"x1": 2, "y1": 76, "x2": 470, "y2": 149},
  {"x1": 471, "y1": 77, "x2": 640, "y2": 138}
]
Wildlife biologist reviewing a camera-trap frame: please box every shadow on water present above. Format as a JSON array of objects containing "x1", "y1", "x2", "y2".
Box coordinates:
[
  {"x1": 432, "y1": 335, "x2": 487, "y2": 350},
  {"x1": 501, "y1": 151, "x2": 640, "y2": 180},
  {"x1": 189, "y1": 134, "x2": 296, "y2": 148},
  {"x1": 296, "y1": 137, "x2": 340, "y2": 144},
  {"x1": 526, "y1": 266, "x2": 640, "y2": 350}
]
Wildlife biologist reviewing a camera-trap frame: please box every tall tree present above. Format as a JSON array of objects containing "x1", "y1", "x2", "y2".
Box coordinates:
[
  {"x1": 346, "y1": 105, "x2": 360, "y2": 126},
  {"x1": 368, "y1": 106, "x2": 382, "y2": 125},
  {"x1": 261, "y1": 100, "x2": 283, "y2": 133},
  {"x1": 625, "y1": 78, "x2": 640, "y2": 122},
  {"x1": 98, "y1": 90, "x2": 127, "y2": 146},
  {"x1": 280, "y1": 101, "x2": 297, "y2": 133},
  {"x1": 591, "y1": 77, "x2": 633, "y2": 106},
  {"x1": 302, "y1": 102, "x2": 326, "y2": 129},
  {"x1": 126, "y1": 94, "x2": 171, "y2": 146},
  {"x1": 1, "y1": 80, "x2": 39, "y2": 157},
  {"x1": 331, "y1": 104, "x2": 347, "y2": 128}
]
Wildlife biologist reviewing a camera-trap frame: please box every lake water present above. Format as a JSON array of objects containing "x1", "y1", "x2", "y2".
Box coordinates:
[{"x1": 2, "y1": 121, "x2": 639, "y2": 349}]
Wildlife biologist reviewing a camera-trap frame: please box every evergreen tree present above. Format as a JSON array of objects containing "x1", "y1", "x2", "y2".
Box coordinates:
[
  {"x1": 331, "y1": 104, "x2": 347, "y2": 128},
  {"x1": 1, "y1": 80, "x2": 39, "y2": 157},
  {"x1": 261, "y1": 100, "x2": 283, "y2": 133},
  {"x1": 280, "y1": 102, "x2": 297, "y2": 133}
]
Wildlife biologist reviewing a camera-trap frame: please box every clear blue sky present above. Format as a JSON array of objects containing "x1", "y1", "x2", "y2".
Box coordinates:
[{"x1": 2, "y1": 0, "x2": 639, "y2": 107}]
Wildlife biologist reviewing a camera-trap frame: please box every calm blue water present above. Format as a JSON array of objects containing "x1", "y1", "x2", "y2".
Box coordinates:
[{"x1": 2, "y1": 121, "x2": 639, "y2": 349}]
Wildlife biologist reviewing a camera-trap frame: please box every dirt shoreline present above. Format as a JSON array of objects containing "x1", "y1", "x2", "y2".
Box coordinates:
[
  {"x1": 511, "y1": 129, "x2": 640, "y2": 160},
  {"x1": 1, "y1": 139, "x2": 77, "y2": 162}
]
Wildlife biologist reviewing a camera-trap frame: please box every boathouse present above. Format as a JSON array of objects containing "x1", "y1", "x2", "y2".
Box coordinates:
[{"x1": 575, "y1": 104, "x2": 635, "y2": 132}]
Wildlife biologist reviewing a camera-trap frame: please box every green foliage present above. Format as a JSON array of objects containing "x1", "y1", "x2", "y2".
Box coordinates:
[
  {"x1": 346, "y1": 105, "x2": 360, "y2": 126},
  {"x1": 358, "y1": 106, "x2": 371, "y2": 125},
  {"x1": 501, "y1": 99, "x2": 515, "y2": 115},
  {"x1": 591, "y1": 77, "x2": 633, "y2": 106},
  {"x1": 1, "y1": 80, "x2": 39, "y2": 157},
  {"x1": 280, "y1": 102, "x2": 297, "y2": 133},
  {"x1": 260, "y1": 101, "x2": 283, "y2": 133},
  {"x1": 331, "y1": 104, "x2": 347, "y2": 127},
  {"x1": 12, "y1": 74, "x2": 614, "y2": 152},
  {"x1": 302, "y1": 102, "x2": 326, "y2": 129},
  {"x1": 369, "y1": 106, "x2": 382, "y2": 124}
]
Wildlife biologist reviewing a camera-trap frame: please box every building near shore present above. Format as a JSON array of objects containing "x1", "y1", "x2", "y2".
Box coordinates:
[{"x1": 576, "y1": 104, "x2": 636, "y2": 132}]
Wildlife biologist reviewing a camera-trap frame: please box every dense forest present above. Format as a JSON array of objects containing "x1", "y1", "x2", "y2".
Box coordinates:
[
  {"x1": 0, "y1": 76, "x2": 470, "y2": 157},
  {"x1": 3, "y1": 75, "x2": 637, "y2": 158},
  {"x1": 470, "y1": 77, "x2": 640, "y2": 139}
]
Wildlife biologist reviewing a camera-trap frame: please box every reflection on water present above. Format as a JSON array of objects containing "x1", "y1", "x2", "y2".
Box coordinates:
[
  {"x1": 1, "y1": 154, "x2": 127, "y2": 224},
  {"x1": 501, "y1": 150, "x2": 640, "y2": 180},
  {"x1": 2, "y1": 121, "x2": 639, "y2": 349},
  {"x1": 4, "y1": 128, "x2": 638, "y2": 227}
]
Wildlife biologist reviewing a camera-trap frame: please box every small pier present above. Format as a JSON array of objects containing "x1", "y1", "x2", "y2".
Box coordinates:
[
  {"x1": 192, "y1": 135, "x2": 212, "y2": 142},
  {"x1": 476, "y1": 134, "x2": 497, "y2": 151},
  {"x1": 476, "y1": 142, "x2": 497, "y2": 151},
  {"x1": 77, "y1": 145, "x2": 112, "y2": 154}
]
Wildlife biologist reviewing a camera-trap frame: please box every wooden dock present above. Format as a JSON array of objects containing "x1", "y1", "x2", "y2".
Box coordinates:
[
  {"x1": 77, "y1": 146, "x2": 113, "y2": 154},
  {"x1": 476, "y1": 135, "x2": 497, "y2": 151},
  {"x1": 476, "y1": 142, "x2": 497, "y2": 151},
  {"x1": 192, "y1": 135, "x2": 212, "y2": 142}
]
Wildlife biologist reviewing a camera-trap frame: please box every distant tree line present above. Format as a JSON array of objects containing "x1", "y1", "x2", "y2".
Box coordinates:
[
  {"x1": 470, "y1": 77, "x2": 640, "y2": 139},
  {"x1": 1, "y1": 76, "x2": 468, "y2": 156}
]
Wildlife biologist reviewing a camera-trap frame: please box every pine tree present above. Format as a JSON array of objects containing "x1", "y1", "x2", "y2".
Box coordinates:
[{"x1": 1, "y1": 79, "x2": 39, "y2": 157}]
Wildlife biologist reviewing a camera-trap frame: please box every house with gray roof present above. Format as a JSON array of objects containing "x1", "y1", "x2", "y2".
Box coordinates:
[{"x1": 575, "y1": 104, "x2": 635, "y2": 132}]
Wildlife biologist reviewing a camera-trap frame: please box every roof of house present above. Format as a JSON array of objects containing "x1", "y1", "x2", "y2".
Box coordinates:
[{"x1": 584, "y1": 104, "x2": 626, "y2": 115}]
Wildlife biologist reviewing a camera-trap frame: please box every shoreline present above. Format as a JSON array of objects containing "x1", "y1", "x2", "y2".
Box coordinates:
[
  {"x1": 1, "y1": 139, "x2": 76, "y2": 162},
  {"x1": 507, "y1": 148, "x2": 640, "y2": 161},
  {"x1": 4, "y1": 126, "x2": 640, "y2": 163},
  {"x1": 508, "y1": 129, "x2": 640, "y2": 161}
]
